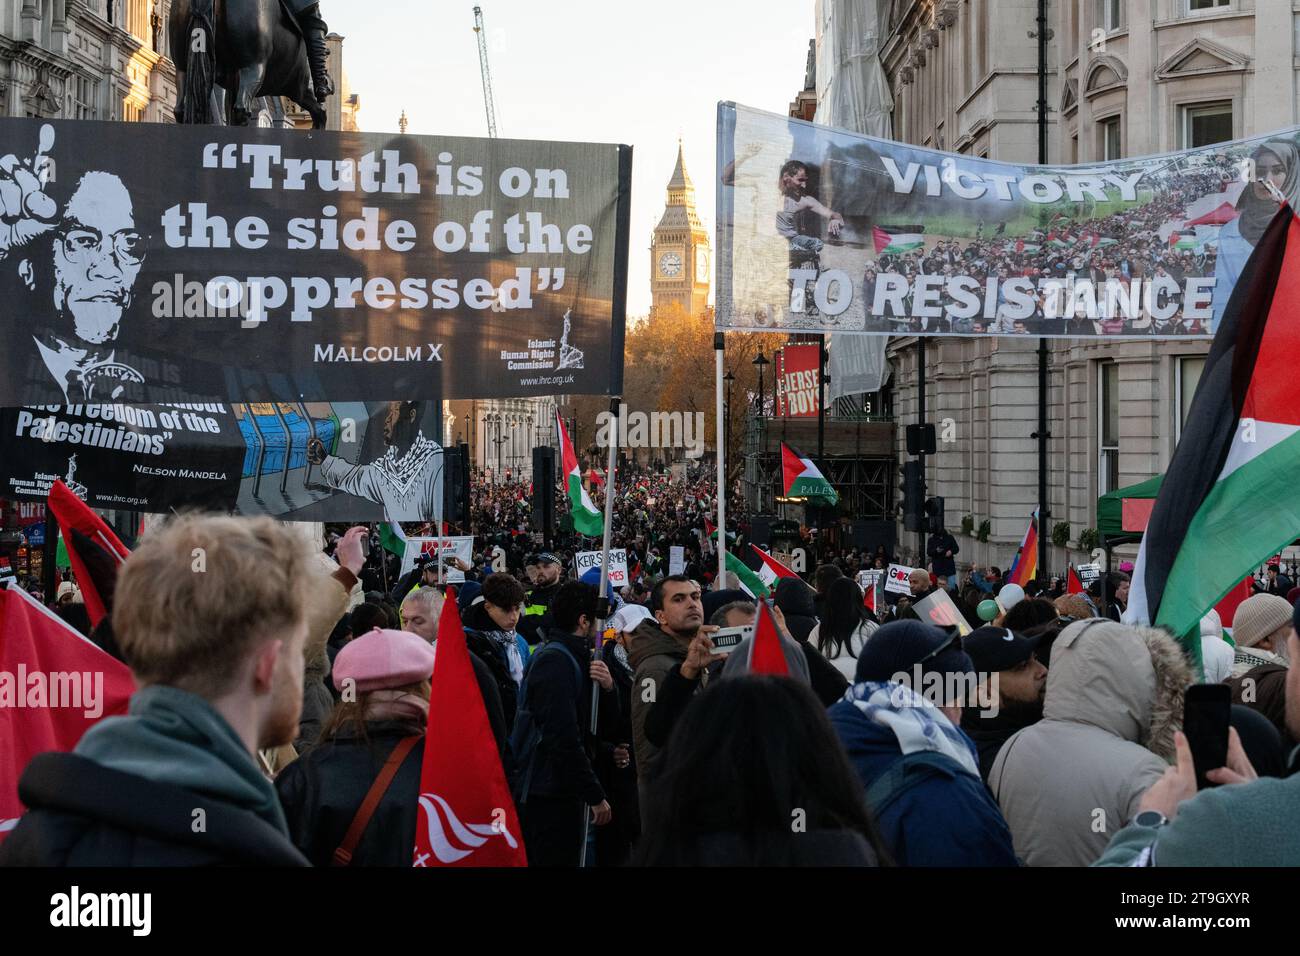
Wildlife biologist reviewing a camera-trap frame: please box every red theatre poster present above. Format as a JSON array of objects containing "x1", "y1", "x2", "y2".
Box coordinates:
[{"x1": 776, "y1": 345, "x2": 821, "y2": 418}]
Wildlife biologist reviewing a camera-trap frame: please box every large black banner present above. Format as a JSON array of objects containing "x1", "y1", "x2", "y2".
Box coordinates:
[
  {"x1": 0, "y1": 118, "x2": 631, "y2": 404},
  {"x1": 0, "y1": 401, "x2": 445, "y2": 521}
]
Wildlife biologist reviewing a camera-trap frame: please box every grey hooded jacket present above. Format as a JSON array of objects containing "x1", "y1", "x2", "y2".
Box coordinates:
[{"x1": 988, "y1": 619, "x2": 1191, "y2": 866}]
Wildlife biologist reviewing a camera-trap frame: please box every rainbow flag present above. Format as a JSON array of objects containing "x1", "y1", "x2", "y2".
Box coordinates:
[{"x1": 1007, "y1": 509, "x2": 1039, "y2": 586}]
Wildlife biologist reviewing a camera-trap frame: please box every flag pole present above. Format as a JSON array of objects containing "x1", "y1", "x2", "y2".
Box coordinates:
[
  {"x1": 715, "y1": 332, "x2": 726, "y2": 590},
  {"x1": 581, "y1": 395, "x2": 620, "y2": 867},
  {"x1": 435, "y1": 453, "x2": 446, "y2": 587}
]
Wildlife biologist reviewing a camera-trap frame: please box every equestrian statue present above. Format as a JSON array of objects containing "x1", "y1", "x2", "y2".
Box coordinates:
[{"x1": 170, "y1": 0, "x2": 334, "y2": 128}]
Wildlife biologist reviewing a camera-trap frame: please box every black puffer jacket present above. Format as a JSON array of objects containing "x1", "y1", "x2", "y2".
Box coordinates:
[
  {"x1": 774, "y1": 578, "x2": 818, "y2": 643},
  {"x1": 276, "y1": 719, "x2": 427, "y2": 867},
  {"x1": 0, "y1": 753, "x2": 308, "y2": 866}
]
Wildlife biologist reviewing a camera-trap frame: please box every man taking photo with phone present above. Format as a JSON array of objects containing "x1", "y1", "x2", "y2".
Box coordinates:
[{"x1": 628, "y1": 575, "x2": 721, "y2": 820}]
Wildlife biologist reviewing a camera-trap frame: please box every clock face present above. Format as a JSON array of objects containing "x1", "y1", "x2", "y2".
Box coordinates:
[
  {"x1": 659, "y1": 251, "x2": 682, "y2": 277},
  {"x1": 695, "y1": 248, "x2": 710, "y2": 283}
]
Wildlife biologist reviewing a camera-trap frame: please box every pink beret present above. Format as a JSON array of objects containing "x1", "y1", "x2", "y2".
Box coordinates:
[{"x1": 333, "y1": 627, "x2": 437, "y2": 693}]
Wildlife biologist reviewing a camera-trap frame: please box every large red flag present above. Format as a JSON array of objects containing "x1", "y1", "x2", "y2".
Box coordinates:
[
  {"x1": 0, "y1": 584, "x2": 135, "y2": 838},
  {"x1": 750, "y1": 599, "x2": 790, "y2": 677},
  {"x1": 412, "y1": 590, "x2": 526, "y2": 867},
  {"x1": 46, "y1": 479, "x2": 130, "y2": 629}
]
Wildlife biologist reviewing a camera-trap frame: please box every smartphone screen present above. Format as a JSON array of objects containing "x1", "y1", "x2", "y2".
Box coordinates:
[{"x1": 1183, "y1": 684, "x2": 1231, "y2": 790}]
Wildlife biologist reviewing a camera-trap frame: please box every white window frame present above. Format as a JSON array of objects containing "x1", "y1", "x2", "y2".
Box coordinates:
[
  {"x1": 1101, "y1": 0, "x2": 1124, "y2": 32},
  {"x1": 1186, "y1": 0, "x2": 1231, "y2": 16},
  {"x1": 1174, "y1": 356, "x2": 1206, "y2": 444},
  {"x1": 1180, "y1": 101, "x2": 1233, "y2": 149},
  {"x1": 1100, "y1": 115, "x2": 1122, "y2": 160},
  {"x1": 1098, "y1": 361, "x2": 1120, "y2": 496}
]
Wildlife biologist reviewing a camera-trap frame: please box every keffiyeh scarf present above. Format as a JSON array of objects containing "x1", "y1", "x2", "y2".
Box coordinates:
[{"x1": 843, "y1": 681, "x2": 980, "y2": 779}]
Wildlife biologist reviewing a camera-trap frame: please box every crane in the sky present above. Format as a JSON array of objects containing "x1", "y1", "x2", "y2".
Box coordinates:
[{"x1": 472, "y1": 6, "x2": 499, "y2": 138}]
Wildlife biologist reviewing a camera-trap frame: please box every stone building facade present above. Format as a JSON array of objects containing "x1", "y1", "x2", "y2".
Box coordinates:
[
  {"x1": 0, "y1": 0, "x2": 176, "y2": 123},
  {"x1": 1, "y1": 1, "x2": 358, "y2": 130},
  {"x1": 816, "y1": 0, "x2": 1292, "y2": 572}
]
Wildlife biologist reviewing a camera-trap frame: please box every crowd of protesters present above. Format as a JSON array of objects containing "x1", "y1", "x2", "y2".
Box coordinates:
[{"x1": 3, "y1": 470, "x2": 1299, "y2": 868}]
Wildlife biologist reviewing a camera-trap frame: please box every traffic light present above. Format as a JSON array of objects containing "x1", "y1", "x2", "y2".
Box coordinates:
[
  {"x1": 906, "y1": 423, "x2": 936, "y2": 456},
  {"x1": 901, "y1": 460, "x2": 925, "y2": 532},
  {"x1": 924, "y1": 496, "x2": 945, "y2": 535}
]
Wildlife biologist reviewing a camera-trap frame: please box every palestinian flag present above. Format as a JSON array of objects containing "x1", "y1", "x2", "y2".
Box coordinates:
[
  {"x1": 556, "y1": 412, "x2": 603, "y2": 537},
  {"x1": 1126, "y1": 206, "x2": 1300, "y2": 669},
  {"x1": 1015, "y1": 239, "x2": 1041, "y2": 255},
  {"x1": 752, "y1": 545, "x2": 799, "y2": 592},
  {"x1": 725, "y1": 550, "x2": 770, "y2": 599},
  {"x1": 872, "y1": 225, "x2": 924, "y2": 255},
  {"x1": 1006, "y1": 510, "x2": 1039, "y2": 587},
  {"x1": 378, "y1": 522, "x2": 407, "y2": 557},
  {"x1": 703, "y1": 518, "x2": 735, "y2": 544},
  {"x1": 1169, "y1": 229, "x2": 1198, "y2": 251},
  {"x1": 781, "y1": 443, "x2": 838, "y2": 506},
  {"x1": 1047, "y1": 235, "x2": 1070, "y2": 249}
]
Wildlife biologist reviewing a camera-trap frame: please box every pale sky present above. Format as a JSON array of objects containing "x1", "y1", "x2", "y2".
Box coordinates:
[{"x1": 327, "y1": 0, "x2": 814, "y2": 317}]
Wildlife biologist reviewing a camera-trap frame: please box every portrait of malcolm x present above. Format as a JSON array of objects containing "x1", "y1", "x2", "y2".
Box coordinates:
[{"x1": 0, "y1": 124, "x2": 146, "y2": 402}]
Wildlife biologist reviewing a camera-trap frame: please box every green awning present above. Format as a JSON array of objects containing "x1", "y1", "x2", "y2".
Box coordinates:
[{"x1": 1097, "y1": 474, "x2": 1163, "y2": 541}]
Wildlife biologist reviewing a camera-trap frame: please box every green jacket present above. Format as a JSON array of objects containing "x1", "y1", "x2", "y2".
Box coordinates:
[{"x1": 1094, "y1": 771, "x2": 1300, "y2": 866}]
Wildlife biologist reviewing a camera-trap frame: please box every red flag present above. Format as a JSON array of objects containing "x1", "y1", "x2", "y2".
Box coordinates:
[
  {"x1": 1214, "y1": 576, "x2": 1254, "y2": 629},
  {"x1": 1066, "y1": 566, "x2": 1084, "y2": 595},
  {"x1": 412, "y1": 591, "x2": 526, "y2": 867},
  {"x1": 0, "y1": 584, "x2": 135, "y2": 837},
  {"x1": 46, "y1": 480, "x2": 130, "y2": 629},
  {"x1": 750, "y1": 599, "x2": 790, "y2": 677},
  {"x1": 864, "y1": 582, "x2": 877, "y2": 614}
]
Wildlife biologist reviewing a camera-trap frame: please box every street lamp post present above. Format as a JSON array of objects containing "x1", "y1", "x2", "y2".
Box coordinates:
[
  {"x1": 723, "y1": 369, "x2": 735, "y2": 470},
  {"x1": 752, "y1": 352, "x2": 770, "y2": 419}
]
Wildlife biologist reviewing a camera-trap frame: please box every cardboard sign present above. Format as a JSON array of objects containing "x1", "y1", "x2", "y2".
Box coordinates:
[
  {"x1": 668, "y1": 546, "x2": 685, "y2": 576},
  {"x1": 857, "y1": 569, "x2": 884, "y2": 610},
  {"x1": 885, "y1": 563, "x2": 916, "y2": 595},
  {"x1": 1076, "y1": 563, "x2": 1102, "y2": 586},
  {"x1": 575, "y1": 549, "x2": 628, "y2": 586},
  {"x1": 401, "y1": 535, "x2": 474, "y2": 582},
  {"x1": 912, "y1": 588, "x2": 973, "y2": 637}
]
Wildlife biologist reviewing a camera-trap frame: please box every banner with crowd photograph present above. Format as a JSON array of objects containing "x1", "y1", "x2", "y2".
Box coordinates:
[
  {"x1": 717, "y1": 101, "x2": 1300, "y2": 338},
  {"x1": 0, "y1": 401, "x2": 445, "y2": 522},
  {"x1": 0, "y1": 118, "x2": 631, "y2": 406}
]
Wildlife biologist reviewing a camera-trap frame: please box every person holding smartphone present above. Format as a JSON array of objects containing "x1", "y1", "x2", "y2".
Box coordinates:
[{"x1": 1095, "y1": 608, "x2": 1300, "y2": 867}]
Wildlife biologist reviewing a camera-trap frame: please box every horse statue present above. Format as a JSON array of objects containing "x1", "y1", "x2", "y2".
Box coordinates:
[{"x1": 170, "y1": 0, "x2": 331, "y2": 128}]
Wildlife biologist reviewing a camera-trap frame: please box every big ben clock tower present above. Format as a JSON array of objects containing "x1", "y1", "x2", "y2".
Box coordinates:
[{"x1": 650, "y1": 142, "x2": 711, "y2": 318}]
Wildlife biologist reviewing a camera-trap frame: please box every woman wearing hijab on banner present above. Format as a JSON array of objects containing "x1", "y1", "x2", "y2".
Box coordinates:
[{"x1": 1210, "y1": 139, "x2": 1300, "y2": 330}]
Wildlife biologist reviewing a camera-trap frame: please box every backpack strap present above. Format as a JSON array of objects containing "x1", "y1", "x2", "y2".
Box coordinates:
[
  {"x1": 522, "y1": 640, "x2": 583, "y2": 696},
  {"x1": 864, "y1": 751, "x2": 960, "y2": 818},
  {"x1": 331, "y1": 735, "x2": 421, "y2": 867}
]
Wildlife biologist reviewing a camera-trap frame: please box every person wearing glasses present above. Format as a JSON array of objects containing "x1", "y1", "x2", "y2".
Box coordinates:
[{"x1": 0, "y1": 126, "x2": 146, "y2": 402}]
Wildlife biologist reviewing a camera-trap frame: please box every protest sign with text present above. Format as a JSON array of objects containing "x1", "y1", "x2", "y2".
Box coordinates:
[
  {"x1": 0, "y1": 118, "x2": 630, "y2": 405},
  {"x1": 575, "y1": 548, "x2": 628, "y2": 586}
]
